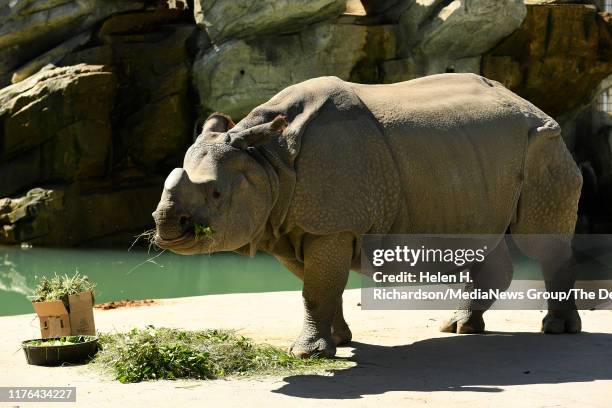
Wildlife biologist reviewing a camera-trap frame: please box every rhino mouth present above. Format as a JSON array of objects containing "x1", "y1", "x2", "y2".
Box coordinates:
[
  {"x1": 154, "y1": 227, "x2": 218, "y2": 254},
  {"x1": 154, "y1": 231, "x2": 197, "y2": 251},
  {"x1": 155, "y1": 231, "x2": 192, "y2": 245}
]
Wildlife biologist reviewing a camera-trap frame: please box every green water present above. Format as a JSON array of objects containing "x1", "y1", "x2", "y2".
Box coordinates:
[
  {"x1": 2, "y1": 243, "x2": 608, "y2": 317},
  {"x1": 0, "y1": 247, "x2": 362, "y2": 317}
]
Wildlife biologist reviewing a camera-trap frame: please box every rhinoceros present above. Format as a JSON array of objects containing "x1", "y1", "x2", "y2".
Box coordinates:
[{"x1": 153, "y1": 73, "x2": 583, "y2": 358}]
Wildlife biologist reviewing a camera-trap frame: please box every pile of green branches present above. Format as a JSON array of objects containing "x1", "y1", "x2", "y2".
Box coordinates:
[{"x1": 94, "y1": 327, "x2": 346, "y2": 383}]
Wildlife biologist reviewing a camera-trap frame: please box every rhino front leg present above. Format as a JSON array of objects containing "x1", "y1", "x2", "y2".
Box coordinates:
[
  {"x1": 289, "y1": 232, "x2": 352, "y2": 358},
  {"x1": 277, "y1": 256, "x2": 352, "y2": 347}
]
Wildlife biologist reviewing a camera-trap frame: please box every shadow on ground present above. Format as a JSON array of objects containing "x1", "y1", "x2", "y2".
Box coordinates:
[{"x1": 274, "y1": 332, "x2": 612, "y2": 399}]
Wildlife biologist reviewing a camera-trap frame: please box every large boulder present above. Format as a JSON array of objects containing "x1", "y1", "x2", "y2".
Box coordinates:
[
  {"x1": 409, "y1": 0, "x2": 526, "y2": 58},
  {"x1": 0, "y1": 188, "x2": 65, "y2": 245},
  {"x1": 0, "y1": 0, "x2": 145, "y2": 85},
  {"x1": 0, "y1": 64, "x2": 116, "y2": 197},
  {"x1": 382, "y1": 0, "x2": 526, "y2": 81},
  {"x1": 193, "y1": 22, "x2": 395, "y2": 118},
  {"x1": 193, "y1": 0, "x2": 346, "y2": 42},
  {"x1": 483, "y1": 4, "x2": 612, "y2": 118}
]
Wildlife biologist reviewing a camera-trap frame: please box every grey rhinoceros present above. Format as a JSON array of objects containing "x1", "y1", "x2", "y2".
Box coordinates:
[{"x1": 153, "y1": 73, "x2": 583, "y2": 358}]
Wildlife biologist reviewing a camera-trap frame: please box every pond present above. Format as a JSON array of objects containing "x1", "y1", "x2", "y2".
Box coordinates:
[
  {"x1": 0, "y1": 246, "x2": 363, "y2": 317},
  {"x1": 2, "y1": 240, "x2": 609, "y2": 317}
]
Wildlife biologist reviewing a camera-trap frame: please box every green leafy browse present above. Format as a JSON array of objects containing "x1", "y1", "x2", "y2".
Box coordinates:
[
  {"x1": 94, "y1": 327, "x2": 346, "y2": 383},
  {"x1": 26, "y1": 336, "x2": 94, "y2": 347},
  {"x1": 193, "y1": 224, "x2": 215, "y2": 239},
  {"x1": 30, "y1": 271, "x2": 95, "y2": 308}
]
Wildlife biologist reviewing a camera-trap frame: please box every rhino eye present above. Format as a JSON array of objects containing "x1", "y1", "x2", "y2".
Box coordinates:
[{"x1": 212, "y1": 190, "x2": 221, "y2": 199}]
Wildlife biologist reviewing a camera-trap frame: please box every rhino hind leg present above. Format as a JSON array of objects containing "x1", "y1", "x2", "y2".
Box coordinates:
[
  {"x1": 332, "y1": 300, "x2": 352, "y2": 346},
  {"x1": 440, "y1": 239, "x2": 513, "y2": 334},
  {"x1": 510, "y1": 132, "x2": 583, "y2": 334},
  {"x1": 510, "y1": 234, "x2": 582, "y2": 334}
]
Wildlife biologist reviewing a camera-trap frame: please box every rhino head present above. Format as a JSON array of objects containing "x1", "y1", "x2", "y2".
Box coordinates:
[{"x1": 152, "y1": 113, "x2": 287, "y2": 255}]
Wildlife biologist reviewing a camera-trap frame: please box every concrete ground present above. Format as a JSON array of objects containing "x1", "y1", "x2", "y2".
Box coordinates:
[{"x1": 1, "y1": 289, "x2": 611, "y2": 407}]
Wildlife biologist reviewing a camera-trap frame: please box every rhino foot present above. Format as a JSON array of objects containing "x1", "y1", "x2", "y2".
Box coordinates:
[
  {"x1": 440, "y1": 310, "x2": 485, "y2": 334},
  {"x1": 542, "y1": 309, "x2": 581, "y2": 334},
  {"x1": 332, "y1": 324, "x2": 352, "y2": 346},
  {"x1": 289, "y1": 335, "x2": 336, "y2": 358}
]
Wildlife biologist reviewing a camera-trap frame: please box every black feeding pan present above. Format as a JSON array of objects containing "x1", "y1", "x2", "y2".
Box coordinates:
[{"x1": 22, "y1": 336, "x2": 99, "y2": 366}]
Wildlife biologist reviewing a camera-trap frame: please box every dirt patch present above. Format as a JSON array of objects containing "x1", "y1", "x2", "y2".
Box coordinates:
[{"x1": 94, "y1": 299, "x2": 157, "y2": 310}]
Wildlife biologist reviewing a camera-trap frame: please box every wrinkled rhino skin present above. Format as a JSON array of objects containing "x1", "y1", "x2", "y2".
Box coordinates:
[{"x1": 154, "y1": 73, "x2": 583, "y2": 357}]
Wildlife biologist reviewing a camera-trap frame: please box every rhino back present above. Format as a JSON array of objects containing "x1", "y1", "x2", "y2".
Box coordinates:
[{"x1": 351, "y1": 73, "x2": 540, "y2": 234}]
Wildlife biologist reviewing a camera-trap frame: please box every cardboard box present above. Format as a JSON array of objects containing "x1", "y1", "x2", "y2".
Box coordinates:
[
  {"x1": 32, "y1": 291, "x2": 95, "y2": 338},
  {"x1": 32, "y1": 300, "x2": 70, "y2": 338},
  {"x1": 67, "y1": 291, "x2": 95, "y2": 335}
]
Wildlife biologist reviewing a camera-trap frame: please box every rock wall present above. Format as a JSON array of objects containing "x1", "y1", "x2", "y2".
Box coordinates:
[
  {"x1": 482, "y1": 4, "x2": 612, "y2": 232},
  {"x1": 194, "y1": 0, "x2": 528, "y2": 117},
  {"x1": 0, "y1": 65, "x2": 115, "y2": 198},
  {"x1": 483, "y1": 4, "x2": 612, "y2": 119},
  {"x1": 0, "y1": 0, "x2": 611, "y2": 246},
  {"x1": 384, "y1": 0, "x2": 526, "y2": 80},
  {"x1": 0, "y1": 0, "x2": 147, "y2": 86},
  {"x1": 193, "y1": 0, "x2": 347, "y2": 42},
  {"x1": 193, "y1": 21, "x2": 395, "y2": 118},
  {"x1": 1, "y1": 3, "x2": 197, "y2": 246}
]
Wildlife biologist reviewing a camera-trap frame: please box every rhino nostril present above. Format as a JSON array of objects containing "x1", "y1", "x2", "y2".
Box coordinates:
[{"x1": 179, "y1": 215, "x2": 191, "y2": 229}]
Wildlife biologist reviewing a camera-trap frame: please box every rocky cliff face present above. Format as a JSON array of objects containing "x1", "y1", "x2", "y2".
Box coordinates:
[
  {"x1": 483, "y1": 4, "x2": 612, "y2": 119},
  {"x1": 0, "y1": 0, "x2": 611, "y2": 246},
  {"x1": 1, "y1": 3, "x2": 197, "y2": 246},
  {"x1": 0, "y1": 0, "x2": 148, "y2": 86}
]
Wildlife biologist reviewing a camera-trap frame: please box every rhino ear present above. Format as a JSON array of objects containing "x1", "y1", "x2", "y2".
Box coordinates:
[
  {"x1": 194, "y1": 113, "x2": 235, "y2": 142},
  {"x1": 228, "y1": 115, "x2": 288, "y2": 149},
  {"x1": 204, "y1": 112, "x2": 235, "y2": 133}
]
